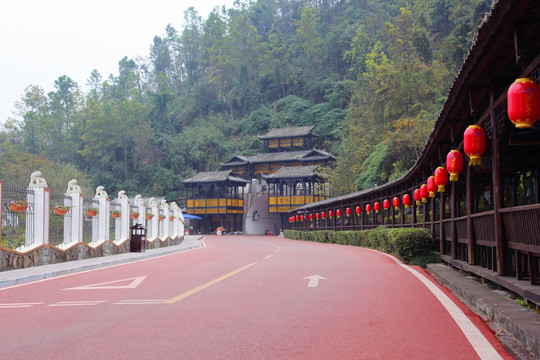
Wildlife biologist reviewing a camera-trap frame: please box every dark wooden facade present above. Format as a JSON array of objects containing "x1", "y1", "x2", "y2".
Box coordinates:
[
  {"x1": 182, "y1": 171, "x2": 249, "y2": 233},
  {"x1": 290, "y1": 0, "x2": 540, "y2": 302},
  {"x1": 263, "y1": 165, "x2": 326, "y2": 214}
]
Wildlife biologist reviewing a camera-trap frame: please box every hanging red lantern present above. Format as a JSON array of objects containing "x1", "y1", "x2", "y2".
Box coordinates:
[
  {"x1": 355, "y1": 206, "x2": 361, "y2": 215},
  {"x1": 296, "y1": 215, "x2": 300, "y2": 222},
  {"x1": 329, "y1": 210, "x2": 333, "y2": 218},
  {"x1": 374, "y1": 202, "x2": 380, "y2": 213},
  {"x1": 321, "y1": 211, "x2": 326, "y2": 219},
  {"x1": 336, "y1": 209, "x2": 342, "y2": 218},
  {"x1": 507, "y1": 78, "x2": 540, "y2": 128},
  {"x1": 427, "y1": 176, "x2": 437, "y2": 198},
  {"x1": 346, "y1": 207, "x2": 351, "y2": 217},
  {"x1": 393, "y1": 197, "x2": 401, "y2": 210},
  {"x1": 464, "y1": 125, "x2": 486, "y2": 166},
  {"x1": 301, "y1": 215, "x2": 304, "y2": 221},
  {"x1": 316, "y1": 212, "x2": 320, "y2": 220},
  {"x1": 434, "y1": 167, "x2": 449, "y2": 192},
  {"x1": 309, "y1": 213, "x2": 314, "y2": 221},
  {"x1": 414, "y1": 189, "x2": 422, "y2": 205},
  {"x1": 365, "y1": 204, "x2": 372, "y2": 214},
  {"x1": 420, "y1": 184, "x2": 429, "y2": 203},
  {"x1": 383, "y1": 199, "x2": 390, "y2": 210},
  {"x1": 403, "y1": 194, "x2": 411, "y2": 208},
  {"x1": 446, "y1": 150, "x2": 464, "y2": 181}
]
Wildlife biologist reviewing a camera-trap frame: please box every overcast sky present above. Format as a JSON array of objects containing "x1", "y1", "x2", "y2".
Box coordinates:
[{"x1": 0, "y1": 0, "x2": 234, "y2": 123}]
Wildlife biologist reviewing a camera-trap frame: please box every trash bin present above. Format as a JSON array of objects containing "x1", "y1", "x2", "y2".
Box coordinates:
[{"x1": 130, "y1": 223, "x2": 146, "y2": 252}]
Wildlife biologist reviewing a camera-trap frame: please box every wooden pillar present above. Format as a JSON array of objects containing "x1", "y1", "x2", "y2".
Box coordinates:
[
  {"x1": 490, "y1": 87, "x2": 506, "y2": 276},
  {"x1": 466, "y1": 161, "x2": 475, "y2": 265},
  {"x1": 451, "y1": 181, "x2": 457, "y2": 259},
  {"x1": 439, "y1": 191, "x2": 445, "y2": 255}
]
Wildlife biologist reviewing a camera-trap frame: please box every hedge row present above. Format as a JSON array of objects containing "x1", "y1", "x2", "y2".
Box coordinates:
[{"x1": 283, "y1": 227, "x2": 439, "y2": 267}]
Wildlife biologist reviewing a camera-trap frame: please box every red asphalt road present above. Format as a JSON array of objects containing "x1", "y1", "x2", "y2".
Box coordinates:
[{"x1": 0, "y1": 235, "x2": 512, "y2": 359}]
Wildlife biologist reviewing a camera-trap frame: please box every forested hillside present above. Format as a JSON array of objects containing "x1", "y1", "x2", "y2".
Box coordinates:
[{"x1": 0, "y1": 0, "x2": 491, "y2": 201}]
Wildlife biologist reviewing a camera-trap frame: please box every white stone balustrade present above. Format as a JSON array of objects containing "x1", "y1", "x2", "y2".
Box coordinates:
[{"x1": 3, "y1": 174, "x2": 185, "y2": 251}]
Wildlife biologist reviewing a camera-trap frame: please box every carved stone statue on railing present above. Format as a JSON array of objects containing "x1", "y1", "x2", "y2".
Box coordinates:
[
  {"x1": 95, "y1": 186, "x2": 108, "y2": 198},
  {"x1": 29, "y1": 171, "x2": 47, "y2": 188},
  {"x1": 66, "y1": 179, "x2": 82, "y2": 194},
  {"x1": 117, "y1": 190, "x2": 128, "y2": 200}
]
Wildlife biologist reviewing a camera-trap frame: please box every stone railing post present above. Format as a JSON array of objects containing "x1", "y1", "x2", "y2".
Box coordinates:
[
  {"x1": 27, "y1": 171, "x2": 49, "y2": 247},
  {"x1": 160, "y1": 200, "x2": 169, "y2": 239},
  {"x1": 116, "y1": 190, "x2": 130, "y2": 241},
  {"x1": 65, "y1": 179, "x2": 83, "y2": 244},
  {"x1": 170, "y1": 202, "x2": 179, "y2": 238},
  {"x1": 134, "y1": 194, "x2": 146, "y2": 226},
  {"x1": 94, "y1": 186, "x2": 110, "y2": 242},
  {"x1": 148, "y1": 197, "x2": 159, "y2": 239}
]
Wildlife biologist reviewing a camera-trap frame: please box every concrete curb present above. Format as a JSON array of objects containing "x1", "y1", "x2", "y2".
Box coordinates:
[
  {"x1": 0, "y1": 237, "x2": 202, "y2": 289},
  {"x1": 428, "y1": 263, "x2": 540, "y2": 358}
]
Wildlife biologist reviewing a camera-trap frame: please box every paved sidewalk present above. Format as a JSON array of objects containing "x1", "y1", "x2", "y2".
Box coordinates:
[{"x1": 0, "y1": 235, "x2": 203, "y2": 289}]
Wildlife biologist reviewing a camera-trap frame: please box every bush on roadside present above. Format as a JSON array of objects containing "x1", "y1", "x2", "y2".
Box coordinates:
[{"x1": 284, "y1": 227, "x2": 436, "y2": 267}]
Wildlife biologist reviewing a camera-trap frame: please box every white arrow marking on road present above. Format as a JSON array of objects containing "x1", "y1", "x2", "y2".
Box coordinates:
[
  {"x1": 62, "y1": 276, "x2": 147, "y2": 290},
  {"x1": 304, "y1": 275, "x2": 326, "y2": 288}
]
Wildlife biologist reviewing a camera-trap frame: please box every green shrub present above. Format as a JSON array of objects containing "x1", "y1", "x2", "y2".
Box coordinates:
[
  {"x1": 367, "y1": 226, "x2": 390, "y2": 251},
  {"x1": 408, "y1": 252, "x2": 441, "y2": 268},
  {"x1": 388, "y1": 228, "x2": 433, "y2": 263}
]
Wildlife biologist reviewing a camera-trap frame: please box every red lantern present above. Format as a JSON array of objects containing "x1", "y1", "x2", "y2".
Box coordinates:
[
  {"x1": 427, "y1": 176, "x2": 437, "y2": 198},
  {"x1": 365, "y1": 204, "x2": 372, "y2": 214},
  {"x1": 393, "y1": 197, "x2": 401, "y2": 210},
  {"x1": 321, "y1": 211, "x2": 326, "y2": 219},
  {"x1": 346, "y1": 207, "x2": 351, "y2": 217},
  {"x1": 336, "y1": 209, "x2": 342, "y2": 218},
  {"x1": 383, "y1": 199, "x2": 390, "y2": 210},
  {"x1": 301, "y1": 215, "x2": 304, "y2": 221},
  {"x1": 434, "y1": 167, "x2": 449, "y2": 192},
  {"x1": 414, "y1": 189, "x2": 422, "y2": 205},
  {"x1": 403, "y1": 194, "x2": 411, "y2": 208},
  {"x1": 329, "y1": 210, "x2": 333, "y2": 218},
  {"x1": 355, "y1": 206, "x2": 361, "y2": 215},
  {"x1": 420, "y1": 184, "x2": 429, "y2": 203},
  {"x1": 309, "y1": 213, "x2": 314, "y2": 221},
  {"x1": 374, "y1": 202, "x2": 380, "y2": 213},
  {"x1": 464, "y1": 125, "x2": 486, "y2": 166},
  {"x1": 446, "y1": 150, "x2": 464, "y2": 181},
  {"x1": 507, "y1": 78, "x2": 540, "y2": 128},
  {"x1": 296, "y1": 215, "x2": 300, "y2": 222},
  {"x1": 316, "y1": 212, "x2": 320, "y2": 220}
]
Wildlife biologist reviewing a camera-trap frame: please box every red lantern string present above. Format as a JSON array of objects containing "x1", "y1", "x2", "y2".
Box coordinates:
[
  {"x1": 434, "y1": 167, "x2": 449, "y2": 192},
  {"x1": 464, "y1": 125, "x2": 486, "y2": 166},
  {"x1": 403, "y1": 194, "x2": 411, "y2": 208},
  {"x1": 507, "y1": 78, "x2": 540, "y2": 128},
  {"x1": 446, "y1": 150, "x2": 463, "y2": 181},
  {"x1": 420, "y1": 184, "x2": 429, "y2": 203},
  {"x1": 393, "y1": 197, "x2": 401, "y2": 210},
  {"x1": 414, "y1": 189, "x2": 422, "y2": 205},
  {"x1": 427, "y1": 176, "x2": 437, "y2": 198}
]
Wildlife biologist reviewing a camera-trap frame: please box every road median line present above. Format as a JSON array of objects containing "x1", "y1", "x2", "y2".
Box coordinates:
[{"x1": 164, "y1": 262, "x2": 257, "y2": 304}]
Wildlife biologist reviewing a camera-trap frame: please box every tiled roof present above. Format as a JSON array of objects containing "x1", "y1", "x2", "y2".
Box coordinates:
[
  {"x1": 257, "y1": 125, "x2": 316, "y2": 139},
  {"x1": 182, "y1": 170, "x2": 249, "y2": 184},
  {"x1": 221, "y1": 149, "x2": 334, "y2": 166},
  {"x1": 263, "y1": 165, "x2": 320, "y2": 180}
]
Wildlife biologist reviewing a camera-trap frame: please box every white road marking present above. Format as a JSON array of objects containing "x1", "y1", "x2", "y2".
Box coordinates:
[
  {"x1": 62, "y1": 276, "x2": 146, "y2": 290},
  {"x1": 304, "y1": 275, "x2": 326, "y2": 288},
  {"x1": 48, "y1": 300, "x2": 106, "y2": 307},
  {"x1": 114, "y1": 299, "x2": 166, "y2": 305},
  {"x1": 369, "y1": 249, "x2": 503, "y2": 360},
  {"x1": 0, "y1": 302, "x2": 43, "y2": 309}
]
